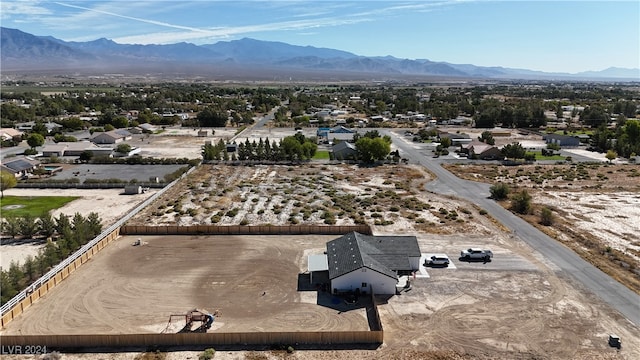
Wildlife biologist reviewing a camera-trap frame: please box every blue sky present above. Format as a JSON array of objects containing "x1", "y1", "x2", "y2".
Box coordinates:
[{"x1": 1, "y1": 0, "x2": 638, "y2": 73}]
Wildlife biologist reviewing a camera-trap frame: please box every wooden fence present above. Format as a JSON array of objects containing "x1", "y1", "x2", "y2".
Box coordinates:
[
  {"x1": 0, "y1": 331, "x2": 383, "y2": 349},
  {"x1": 120, "y1": 224, "x2": 372, "y2": 236}
]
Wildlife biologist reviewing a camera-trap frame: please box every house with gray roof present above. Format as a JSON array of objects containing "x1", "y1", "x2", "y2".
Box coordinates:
[
  {"x1": 542, "y1": 134, "x2": 581, "y2": 147},
  {"x1": 324, "y1": 232, "x2": 421, "y2": 295},
  {"x1": 41, "y1": 142, "x2": 111, "y2": 157},
  {"x1": 1, "y1": 157, "x2": 40, "y2": 178},
  {"x1": 91, "y1": 129, "x2": 132, "y2": 144},
  {"x1": 331, "y1": 141, "x2": 357, "y2": 160}
]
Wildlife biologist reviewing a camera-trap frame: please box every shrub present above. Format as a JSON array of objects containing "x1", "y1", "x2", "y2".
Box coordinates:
[
  {"x1": 489, "y1": 183, "x2": 510, "y2": 200},
  {"x1": 540, "y1": 207, "x2": 554, "y2": 226},
  {"x1": 510, "y1": 189, "x2": 532, "y2": 214},
  {"x1": 199, "y1": 348, "x2": 215, "y2": 360}
]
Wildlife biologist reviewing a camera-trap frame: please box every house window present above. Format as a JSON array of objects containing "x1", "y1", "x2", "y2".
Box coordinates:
[{"x1": 361, "y1": 282, "x2": 367, "y2": 288}]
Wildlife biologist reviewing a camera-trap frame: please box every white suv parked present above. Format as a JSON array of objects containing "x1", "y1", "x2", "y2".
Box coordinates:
[{"x1": 425, "y1": 254, "x2": 450, "y2": 267}]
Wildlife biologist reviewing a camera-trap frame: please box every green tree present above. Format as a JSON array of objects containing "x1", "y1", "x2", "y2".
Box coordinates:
[
  {"x1": 86, "y1": 212, "x2": 102, "y2": 238},
  {"x1": 8, "y1": 261, "x2": 24, "y2": 289},
  {"x1": 41, "y1": 241, "x2": 60, "y2": 269},
  {"x1": 605, "y1": 150, "x2": 617, "y2": 163},
  {"x1": 479, "y1": 131, "x2": 495, "y2": 145},
  {"x1": 55, "y1": 214, "x2": 71, "y2": 236},
  {"x1": 580, "y1": 106, "x2": 609, "y2": 128},
  {"x1": 439, "y1": 136, "x2": 452, "y2": 148},
  {"x1": 301, "y1": 141, "x2": 318, "y2": 159},
  {"x1": 32, "y1": 121, "x2": 48, "y2": 136},
  {"x1": 26, "y1": 133, "x2": 45, "y2": 149},
  {"x1": 38, "y1": 213, "x2": 56, "y2": 239},
  {"x1": 3, "y1": 217, "x2": 20, "y2": 239},
  {"x1": 197, "y1": 107, "x2": 228, "y2": 127},
  {"x1": 23, "y1": 255, "x2": 36, "y2": 281},
  {"x1": 489, "y1": 183, "x2": 510, "y2": 200},
  {"x1": 202, "y1": 143, "x2": 217, "y2": 161},
  {"x1": 501, "y1": 142, "x2": 526, "y2": 160},
  {"x1": 356, "y1": 137, "x2": 391, "y2": 163},
  {"x1": 280, "y1": 136, "x2": 303, "y2": 161},
  {"x1": 0, "y1": 271, "x2": 18, "y2": 305},
  {"x1": 1, "y1": 170, "x2": 17, "y2": 198},
  {"x1": 111, "y1": 116, "x2": 129, "y2": 129},
  {"x1": 116, "y1": 143, "x2": 132, "y2": 153},
  {"x1": 555, "y1": 103, "x2": 564, "y2": 120},
  {"x1": 510, "y1": 189, "x2": 532, "y2": 214},
  {"x1": 540, "y1": 207, "x2": 554, "y2": 226},
  {"x1": 19, "y1": 214, "x2": 38, "y2": 239},
  {"x1": 79, "y1": 150, "x2": 93, "y2": 163},
  {"x1": 474, "y1": 107, "x2": 499, "y2": 128}
]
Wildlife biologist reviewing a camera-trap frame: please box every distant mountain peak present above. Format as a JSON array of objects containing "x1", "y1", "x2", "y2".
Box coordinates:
[{"x1": 1, "y1": 27, "x2": 638, "y2": 81}]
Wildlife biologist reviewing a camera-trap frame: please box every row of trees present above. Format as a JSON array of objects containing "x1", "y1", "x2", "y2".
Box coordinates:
[
  {"x1": 202, "y1": 134, "x2": 318, "y2": 162},
  {"x1": 590, "y1": 119, "x2": 640, "y2": 158},
  {"x1": 0, "y1": 212, "x2": 103, "y2": 305}
]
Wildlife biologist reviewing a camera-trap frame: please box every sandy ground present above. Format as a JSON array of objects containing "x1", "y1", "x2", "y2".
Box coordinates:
[
  {"x1": 1, "y1": 234, "x2": 368, "y2": 335},
  {"x1": 538, "y1": 191, "x2": 640, "y2": 263}
]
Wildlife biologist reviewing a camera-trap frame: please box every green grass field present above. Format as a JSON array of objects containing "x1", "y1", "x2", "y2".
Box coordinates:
[
  {"x1": 313, "y1": 150, "x2": 331, "y2": 160},
  {"x1": 0, "y1": 196, "x2": 79, "y2": 218},
  {"x1": 526, "y1": 151, "x2": 566, "y2": 161}
]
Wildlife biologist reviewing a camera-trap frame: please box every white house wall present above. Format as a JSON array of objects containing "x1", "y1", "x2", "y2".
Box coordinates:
[{"x1": 332, "y1": 268, "x2": 397, "y2": 295}]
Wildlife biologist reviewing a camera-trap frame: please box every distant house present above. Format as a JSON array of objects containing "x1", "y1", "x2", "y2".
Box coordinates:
[
  {"x1": 449, "y1": 117, "x2": 472, "y2": 126},
  {"x1": 197, "y1": 129, "x2": 211, "y2": 137},
  {"x1": 91, "y1": 129, "x2": 132, "y2": 144},
  {"x1": 318, "y1": 126, "x2": 356, "y2": 143},
  {"x1": 13, "y1": 121, "x2": 61, "y2": 134},
  {"x1": 41, "y1": 142, "x2": 111, "y2": 157},
  {"x1": 330, "y1": 126, "x2": 354, "y2": 134},
  {"x1": 138, "y1": 123, "x2": 157, "y2": 132},
  {"x1": 463, "y1": 142, "x2": 503, "y2": 160},
  {"x1": 439, "y1": 132, "x2": 472, "y2": 145},
  {"x1": 331, "y1": 141, "x2": 358, "y2": 160},
  {"x1": 0, "y1": 128, "x2": 23, "y2": 142},
  {"x1": 320, "y1": 232, "x2": 421, "y2": 295},
  {"x1": 0, "y1": 157, "x2": 40, "y2": 178},
  {"x1": 542, "y1": 134, "x2": 580, "y2": 147}
]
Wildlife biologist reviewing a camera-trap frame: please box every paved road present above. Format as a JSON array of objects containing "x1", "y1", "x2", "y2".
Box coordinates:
[{"x1": 383, "y1": 129, "x2": 640, "y2": 327}]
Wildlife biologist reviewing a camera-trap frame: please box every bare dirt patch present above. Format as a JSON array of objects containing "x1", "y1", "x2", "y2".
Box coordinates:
[{"x1": 444, "y1": 163, "x2": 640, "y2": 293}]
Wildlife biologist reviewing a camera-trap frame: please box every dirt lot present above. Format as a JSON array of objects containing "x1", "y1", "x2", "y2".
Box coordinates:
[
  {"x1": 1, "y1": 234, "x2": 369, "y2": 335},
  {"x1": 444, "y1": 163, "x2": 640, "y2": 294},
  {"x1": 129, "y1": 164, "x2": 492, "y2": 237}
]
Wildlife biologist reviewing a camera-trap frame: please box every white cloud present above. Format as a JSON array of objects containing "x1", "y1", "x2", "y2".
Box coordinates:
[{"x1": 0, "y1": 0, "x2": 51, "y2": 19}]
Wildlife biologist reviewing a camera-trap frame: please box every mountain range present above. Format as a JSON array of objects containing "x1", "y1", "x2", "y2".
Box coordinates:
[{"x1": 1, "y1": 27, "x2": 638, "y2": 81}]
